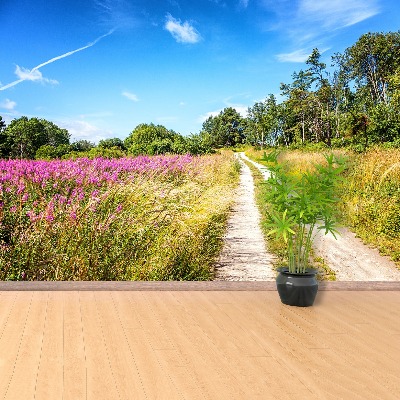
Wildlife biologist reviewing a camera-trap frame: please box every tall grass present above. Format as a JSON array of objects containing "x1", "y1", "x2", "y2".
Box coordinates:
[
  {"x1": 339, "y1": 148, "x2": 400, "y2": 262},
  {"x1": 247, "y1": 147, "x2": 400, "y2": 266},
  {"x1": 245, "y1": 147, "x2": 347, "y2": 173},
  {"x1": 0, "y1": 154, "x2": 239, "y2": 280}
]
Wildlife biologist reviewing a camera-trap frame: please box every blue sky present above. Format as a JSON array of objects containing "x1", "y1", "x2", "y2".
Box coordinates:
[{"x1": 1, "y1": 0, "x2": 399, "y2": 142}]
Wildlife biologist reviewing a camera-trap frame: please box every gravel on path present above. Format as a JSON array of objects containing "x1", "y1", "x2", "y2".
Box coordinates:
[
  {"x1": 313, "y1": 227, "x2": 400, "y2": 281},
  {"x1": 214, "y1": 154, "x2": 276, "y2": 281}
]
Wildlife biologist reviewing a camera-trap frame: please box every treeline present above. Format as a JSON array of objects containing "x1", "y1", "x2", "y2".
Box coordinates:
[
  {"x1": 0, "y1": 117, "x2": 212, "y2": 160},
  {"x1": 1, "y1": 31, "x2": 399, "y2": 159},
  {"x1": 201, "y1": 31, "x2": 400, "y2": 151}
]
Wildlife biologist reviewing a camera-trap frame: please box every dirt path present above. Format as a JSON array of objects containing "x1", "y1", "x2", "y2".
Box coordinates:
[
  {"x1": 242, "y1": 153, "x2": 400, "y2": 281},
  {"x1": 214, "y1": 154, "x2": 276, "y2": 281},
  {"x1": 312, "y1": 228, "x2": 400, "y2": 280}
]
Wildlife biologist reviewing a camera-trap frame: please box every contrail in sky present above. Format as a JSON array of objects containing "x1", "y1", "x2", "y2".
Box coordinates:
[{"x1": 0, "y1": 29, "x2": 114, "y2": 91}]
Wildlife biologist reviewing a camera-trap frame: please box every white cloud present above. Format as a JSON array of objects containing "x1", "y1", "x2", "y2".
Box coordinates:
[
  {"x1": 239, "y1": 0, "x2": 249, "y2": 8},
  {"x1": 1, "y1": 115, "x2": 13, "y2": 125},
  {"x1": 0, "y1": 30, "x2": 114, "y2": 91},
  {"x1": 95, "y1": 0, "x2": 137, "y2": 31},
  {"x1": 165, "y1": 14, "x2": 201, "y2": 44},
  {"x1": 15, "y1": 65, "x2": 59, "y2": 85},
  {"x1": 122, "y1": 91, "x2": 139, "y2": 101},
  {"x1": 269, "y1": 0, "x2": 380, "y2": 62},
  {"x1": 14, "y1": 66, "x2": 42, "y2": 82},
  {"x1": 197, "y1": 105, "x2": 248, "y2": 123},
  {"x1": 233, "y1": 106, "x2": 249, "y2": 117},
  {"x1": 0, "y1": 98, "x2": 17, "y2": 111},
  {"x1": 276, "y1": 48, "x2": 311, "y2": 63},
  {"x1": 58, "y1": 119, "x2": 113, "y2": 143},
  {"x1": 197, "y1": 110, "x2": 222, "y2": 123},
  {"x1": 223, "y1": 95, "x2": 250, "y2": 117},
  {"x1": 299, "y1": 0, "x2": 379, "y2": 28}
]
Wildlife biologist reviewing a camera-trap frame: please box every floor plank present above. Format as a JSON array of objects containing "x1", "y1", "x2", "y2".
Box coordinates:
[
  {"x1": 0, "y1": 290, "x2": 399, "y2": 399},
  {"x1": 34, "y1": 292, "x2": 64, "y2": 400}
]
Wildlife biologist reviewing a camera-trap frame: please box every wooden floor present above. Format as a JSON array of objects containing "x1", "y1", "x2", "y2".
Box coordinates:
[{"x1": 0, "y1": 283, "x2": 399, "y2": 399}]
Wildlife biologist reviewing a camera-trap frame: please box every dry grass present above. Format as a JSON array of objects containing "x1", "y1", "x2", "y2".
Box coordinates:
[
  {"x1": 246, "y1": 146, "x2": 400, "y2": 265},
  {"x1": 347, "y1": 148, "x2": 400, "y2": 190},
  {"x1": 340, "y1": 148, "x2": 400, "y2": 262},
  {"x1": 245, "y1": 147, "x2": 348, "y2": 174}
]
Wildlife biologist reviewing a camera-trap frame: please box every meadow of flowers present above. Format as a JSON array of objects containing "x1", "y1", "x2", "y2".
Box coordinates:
[{"x1": 0, "y1": 154, "x2": 239, "y2": 280}]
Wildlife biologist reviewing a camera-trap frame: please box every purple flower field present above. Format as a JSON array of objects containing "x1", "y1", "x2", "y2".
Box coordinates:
[
  {"x1": 0, "y1": 155, "x2": 193, "y2": 223},
  {"x1": 0, "y1": 154, "x2": 238, "y2": 281}
]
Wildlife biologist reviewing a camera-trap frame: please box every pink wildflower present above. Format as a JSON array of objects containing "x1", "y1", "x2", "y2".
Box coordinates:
[
  {"x1": 17, "y1": 184, "x2": 25, "y2": 194},
  {"x1": 26, "y1": 210, "x2": 38, "y2": 222}
]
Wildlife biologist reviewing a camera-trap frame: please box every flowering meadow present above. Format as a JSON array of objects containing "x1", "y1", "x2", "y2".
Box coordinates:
[{"x1": 0, "y1": 154, "x2": 239, "y2": 280}]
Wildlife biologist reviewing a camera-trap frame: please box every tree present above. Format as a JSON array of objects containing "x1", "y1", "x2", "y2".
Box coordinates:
[
  {"x1": 246, "y1": 95, "x2": 279, "y2": 147},
  {"x1": 35, "y1": 145, "x2": 58, "y2": 160},
  {"x1": 98, "y1": 138, "x2": 126, "y2": 150},
  {"x1": 341, "y1": 31, "x2": 400, "y2": 106},
  {"x1": 275, "y1": 102, "x2": 296, "y2": 146},
  {"x1": 335, "y1": 32, "x2": 400, "y2": 144},
  {"x1": 329, "y1": 63, "x2": 354, "y2": 139},
  {"x1": 0, "y1": 117, "x2": 70, "y2": 159},
  {"x1": 41, "y1": 119, "x2": 70, "y2": 147},
  {"x1": 36, "y1": 144, "x2": 72, "y2": 160},
  {"x1": 0, "y1": 116, "x2": 5, "y2": 133},
  {"x1": 306, "y1": 48, "x2": 329, "y2": 88},
  {"x1": 0, "y1": 117, "x2": 7, "y2": 155},
  {"x1": 70, "y1": 140, "x2": 95, "y2": 152},
  {"x1": 246, "y1": 31, "x2": 400, "y2": 149},
  {"x1": 280, "y1": 69, "x2": 315, "y2": 145},
  {"x1": 200, "y1": 107, "x2": 246, "y2": 148},
  {"x1": 246, "y1": 102, "x2": 268, "y2": 147},
  {"x1": 183, "y1": 133, "x2": 214, "y2": 155},
  {"x1": 124, "y1": 123, "x2": 182, "y2": 156},
  {"x1": 306, "y1": 49, "x2": 335, "y2": 145}
]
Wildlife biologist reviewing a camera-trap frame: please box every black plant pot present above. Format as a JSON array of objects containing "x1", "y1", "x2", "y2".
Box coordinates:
[{"x1": 276, "y1": 268, "x2": 318, "y2": 307}]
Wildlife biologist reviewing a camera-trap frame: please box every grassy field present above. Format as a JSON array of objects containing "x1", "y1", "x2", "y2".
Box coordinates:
[
  {"x1": 0, "y1": 153, "x2": 239, "y2": 281},
  {"x1": 339, "y1": 148, "x2": 400, "y2": 263},
  {"x1": 245, "y1": 146, "x2": 400, "y2": 267}
]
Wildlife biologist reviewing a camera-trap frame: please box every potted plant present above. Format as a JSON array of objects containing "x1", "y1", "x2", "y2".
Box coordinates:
[{"x1": 263, "y1": 150, "x2": 346, "y2": 306}]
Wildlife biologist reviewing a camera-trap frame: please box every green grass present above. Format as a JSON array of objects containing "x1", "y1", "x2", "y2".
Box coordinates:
[{"x1": 243, "y1": 158, "x2": 336, "y2": 280}]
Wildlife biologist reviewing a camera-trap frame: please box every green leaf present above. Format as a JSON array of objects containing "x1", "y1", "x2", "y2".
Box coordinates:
[{"x1": 266, "y1": 209, "x2": 296, "y2": 243}]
